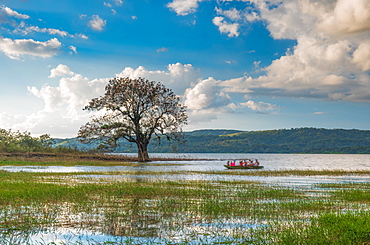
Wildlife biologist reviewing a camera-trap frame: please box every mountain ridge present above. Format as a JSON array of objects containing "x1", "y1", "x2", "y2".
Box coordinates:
[{"x1": 53, "y1": 127, "x2": 370, "y2": 154}]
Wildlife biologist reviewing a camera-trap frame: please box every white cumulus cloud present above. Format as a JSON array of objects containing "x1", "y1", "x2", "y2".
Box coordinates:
[
  {"x1": 29, "y1": 66, "x2": 108, "y2": 118},
  {"x1": 88, "y1": 15, "x2": 106, "y2": 31},
  {"x1": 116, "y1": 62, "x2": 202, "y2": 95},
  {"x1": 257, "y1": 1, "x2": 316, "y2": 40},
  {"x1": 1, "y1": 65, "x2": 111, "y2": 137},
  {"x1": 216, "y1": 7, "x2": 242, "y2": 21},
  {"x1": 166, "y1": 0, "x2": 203, "y2": 16},
  {"x1": 317, "y1": 0, "x2": 370, "y2": 37},
  {"x1": 212, "y1": 16, "x2": 240, "y2": 37},
  {"x1": 14, "y1": 22, "x2": 88, "y2": 39},
  {"x1": 185, "y1": 77, "x2": 227, "y2": 110},
  {"x1": 49, "y1": 64, "x2": 75, "y2": 78},
  {"x1": 217, "y1": 0, "x2": 370, "y2": 103},
  {"x1": 0, "y1": 5, "x2": 29, "y2": 21},
  {"x1": 240, "y1": 100, "x2": 280, "y2": 113},
  {"x1": 0, "y1": 37, "x2": 61, "y2": 59},
  {"x1": 352, "y1": 41, "x2": 370, "y2": 71}
]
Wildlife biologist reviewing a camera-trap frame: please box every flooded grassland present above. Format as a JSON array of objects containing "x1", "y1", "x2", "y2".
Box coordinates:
[{"x1": 0, "y1": 156, "x2": 370, "y2": 244}]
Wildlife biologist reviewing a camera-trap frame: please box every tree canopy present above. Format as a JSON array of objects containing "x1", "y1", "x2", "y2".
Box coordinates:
[{"x1": 78, "y1": 77, "x2": 188, "y2": 161}]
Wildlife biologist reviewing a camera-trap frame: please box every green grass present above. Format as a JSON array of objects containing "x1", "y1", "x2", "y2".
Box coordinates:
[
  {"x1": 0, "y1": 168, "x2": 370, "y2": 244},
  {"x1": 262, "y1": 211, "x2": 370, "y2": 245}
]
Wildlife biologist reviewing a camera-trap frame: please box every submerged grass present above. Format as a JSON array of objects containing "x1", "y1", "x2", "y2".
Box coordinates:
[{"x1": 0, "y1": 167, "x2": 370, "y2": 244}]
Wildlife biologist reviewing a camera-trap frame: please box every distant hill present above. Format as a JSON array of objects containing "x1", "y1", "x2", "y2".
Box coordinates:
[{"x1": 53, "y1": 128, "x2": 370, "y2": 154}]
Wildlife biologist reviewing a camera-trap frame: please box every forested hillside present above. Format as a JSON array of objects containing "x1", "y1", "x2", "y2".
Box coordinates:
[{"x1": 54, "y1": 128, "x2": 370, "y2": 154}]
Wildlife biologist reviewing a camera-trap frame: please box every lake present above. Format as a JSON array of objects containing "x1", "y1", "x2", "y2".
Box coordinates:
[
  {"x1": 3, "y1": 153, "x2": 370, "y2": 172},
  {"x1": 2, "y1": 153, "x2": 370, "y2": 185},
  {"x1": 121, "y1": 153, "x2": 370, "y2": 171}
]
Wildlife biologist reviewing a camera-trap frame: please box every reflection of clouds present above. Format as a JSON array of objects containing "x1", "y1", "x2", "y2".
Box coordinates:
[{"x1": 30, "y1": 227, "x2": 139, "y2": 244}]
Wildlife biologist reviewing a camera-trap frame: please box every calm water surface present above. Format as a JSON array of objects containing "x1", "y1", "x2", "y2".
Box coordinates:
[
  {"x1": 128, "y1": 153, "x2": 370, "y2": 171},
  {"x1": 2, "y1": 153, "x2": 370, "y2": 184},
  {"x1": 2, "y1": 153, "x2": 370, "y2": 172}
]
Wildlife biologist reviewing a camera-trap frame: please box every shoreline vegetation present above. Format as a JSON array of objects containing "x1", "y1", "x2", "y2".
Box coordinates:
[{"x1": 0, "y1": 152, "x2": 212, "y2": 165}]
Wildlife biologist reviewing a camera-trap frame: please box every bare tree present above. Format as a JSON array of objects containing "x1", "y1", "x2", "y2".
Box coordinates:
[{"x1": 78, "y1": 77, "x2": 188, "y2": 162}]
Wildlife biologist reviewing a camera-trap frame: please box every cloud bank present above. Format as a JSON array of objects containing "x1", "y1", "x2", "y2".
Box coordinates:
[
  {"x1": 0, "y1": 37, "x2": 61, "y2": 59},
  {"x1": 166, "y1": 0, "x2": 370, "y2": 102},
  {"x1": 4, "y1": 62, "x2": 275, "y2": 137}
]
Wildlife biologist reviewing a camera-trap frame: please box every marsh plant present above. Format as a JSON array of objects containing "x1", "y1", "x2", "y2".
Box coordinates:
[{"x1": 0, "y1": 170, "x2": 370, "y2": 244}]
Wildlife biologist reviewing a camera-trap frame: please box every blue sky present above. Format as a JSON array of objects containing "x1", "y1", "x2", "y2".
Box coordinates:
[{"x1": 0, "y1": 0, "x2": 369, "y2": 138}]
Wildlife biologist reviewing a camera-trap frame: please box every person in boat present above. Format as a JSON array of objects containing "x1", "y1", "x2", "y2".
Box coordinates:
[
  {"x1": 227, "y1": 161, "x2": 230, "y2": 166},
  {"x1": 255, "y1": 159, "x2": 260, "y2": 166},
  {"x1": 246, "y1": 159, "x2": 253, "y2": 166}
]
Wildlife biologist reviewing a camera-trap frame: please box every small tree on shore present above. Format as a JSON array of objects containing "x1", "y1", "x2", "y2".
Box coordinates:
[{"x1": 78, "y1": 77, "x2": 188, "y2": 162}]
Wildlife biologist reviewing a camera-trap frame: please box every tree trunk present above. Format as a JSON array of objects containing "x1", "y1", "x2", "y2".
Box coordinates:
[{"x1": 137, "y1": 141, "x2": 149, "y2": 162}]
